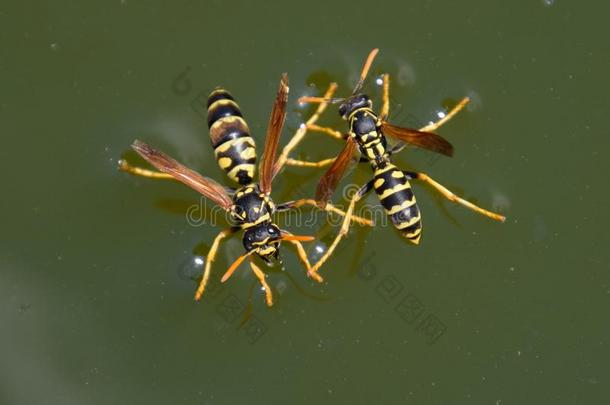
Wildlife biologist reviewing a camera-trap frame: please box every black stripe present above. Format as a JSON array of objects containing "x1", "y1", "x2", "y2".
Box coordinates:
[
  {"x1": 380, "y1": 187, "x2": 414, "y2": 212},
  {"x1": 389, "y1": 204, "x2": 420, "y2": 228},
  {"x1": 216, "y1": 148, "x2": 256, "y2": 170},
  {"x1": 374, "y1": 169, "x2": 409, "y2": 197},
  {"x1": 207, "y1": 89, "x2": 235, "y2": 107},
  {"x1": 207, "y1": 102, "x2": 243, "y2": 127},
  {"x1": 400, "y1": 220, "x2": 422, "y2": 238},
  {"x1": 212, "y1": 128, "x2": 251, "y2": 148}
]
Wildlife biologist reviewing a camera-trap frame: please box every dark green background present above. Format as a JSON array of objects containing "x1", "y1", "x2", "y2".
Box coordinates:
[{"x1": 2, "y1": 1, "x2": 608, "y2": 404}]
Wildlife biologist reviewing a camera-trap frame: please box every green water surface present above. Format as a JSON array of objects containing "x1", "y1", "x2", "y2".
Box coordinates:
[{"x1": 1, "y1": 1, "x2": 608, "y2": 404}]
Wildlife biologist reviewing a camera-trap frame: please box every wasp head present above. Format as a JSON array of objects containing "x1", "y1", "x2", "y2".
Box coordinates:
[
  {"x1": 243, "y1": 224, "x2": 282, "y2": 263},
  {"x1": 338, "y1": 94, "x2": 372, "y2": 119}
]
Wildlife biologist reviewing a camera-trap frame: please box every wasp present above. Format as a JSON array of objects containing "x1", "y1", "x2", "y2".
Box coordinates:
[
  {"x1": 119, "y1": 74, "x2": 371, "y2": 305},
  {"x1": 297, "y1": 49, "x2": 506, "y2": 273}
]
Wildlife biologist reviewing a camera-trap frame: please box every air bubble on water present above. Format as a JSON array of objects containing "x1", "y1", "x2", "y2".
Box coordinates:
[
  {"x1": 542, "y1": 0, "x2": 554, "y2": 7},
  {"x1": 491, "y1": 192, "x2": 511, "y2": 212},
  {"x1": 50, "y1": 43, "x2": 60, "y2": 51},
  {"x1": 276, "y1": 280, "x2": 287, "y2": 295},
  {"x1": 465, "y1": 90, "x2": 483, "y2": 112},
  {"x1": 375, "y1": 76, "x2": 383, "y2": 86},
  {"x1": 396, "y1": 62, "x2": 416, "y2": 86},
  {"x1": 178, "y1": 255, "x2": 205, "y2": 281},
  {"x1": 299, "y1": 123, "x2": 306, "y2": 129},
  {"x1": 436, "y1": 111, "x2": 446, "y2": 119},
  {"x1": 310, "y1": 242, "x2": 327, "y2": 262}
]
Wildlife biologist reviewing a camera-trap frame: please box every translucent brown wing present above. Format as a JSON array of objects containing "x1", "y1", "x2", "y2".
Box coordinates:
[
  {"x1": 132, "y1": 140, "x2": 233, "y2": 211},
  {"x1": 315, "y1": 137, "x2": 358, "y2": 208},
  {"x1": 259, "y1": 73, "x2": 289, "y2": 195},
  {"x1": 380, "y1": 122, "x2": 454, "y2": 157}
]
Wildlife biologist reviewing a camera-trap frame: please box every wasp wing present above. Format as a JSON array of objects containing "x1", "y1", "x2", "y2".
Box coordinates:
[
  {"x1": 315, "y1": 137, "x2": 358, "y2": 208},
  {"x1": 380, "y1": 122, "x2": 454, "y2": 157},
  {"x1": 132, "y1": 140, "x2": 233, "y2": 211},
  {"x1": 259, "y1": 73, "x2": 289, "y2": 195}
]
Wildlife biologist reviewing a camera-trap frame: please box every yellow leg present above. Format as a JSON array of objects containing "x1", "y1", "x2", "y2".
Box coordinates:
[
  {"x1": 249, "y1": 260, "x2": 273, "y2": 307},
  {"x1": 273, "y1": 83, "x2": 339, "y2": 176},
  {"x1": 282, "y1": 237, "x2": 323, "y2": 283},
  {"x1": 309, "y1": 180, "x2": 373, "y2": 276},
  {"x1": 419, "y1": 97, "x2": 470, "y2": 133},
  {"x1": 118, "y1": 159, "x2": 175, "y2": 180},
  {"x1": 306, "y1": 124, "x2": 344, "y2": 140},
  {"x1": 283, "y1": 157, "x2": 337, "y2": 169},
  {"x1": 410, "y1": 171, "x2": 506, "y2": 222},
  {"x1": 309, "y1": 193, "x2": 360, "y2": 275},
  {"x1": 280, "y1": 198, "x2": 374, "y2": 227},
  {"x1": 194, "y1": 228, "x2": 236, "y2": 301},
  {"x1": 380, "y1": 73, "x2": 390, "y2": 121}
]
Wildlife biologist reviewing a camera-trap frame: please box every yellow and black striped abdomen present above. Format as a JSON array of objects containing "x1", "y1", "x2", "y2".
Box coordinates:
[
  {"x1": 207, "y1": 88, "x2": 256, "y2": 185},
  {"x1": 373, "y1": 164, "x2": 422, "y2": 245}
]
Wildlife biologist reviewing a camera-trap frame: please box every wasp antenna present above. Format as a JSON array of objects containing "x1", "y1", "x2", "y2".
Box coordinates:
[
  {"x1": 281, "y1": 234, "x2": 315, "y2": 242},
  {"x1": 298, "y1": 96, "x2": 331, "y2": 104},
  {"x1": 352, "y1": 48, "x2": 380, "y2": 95},
  {"x1": 221, "y1": 250, "x2": 255, "y2": 283}
]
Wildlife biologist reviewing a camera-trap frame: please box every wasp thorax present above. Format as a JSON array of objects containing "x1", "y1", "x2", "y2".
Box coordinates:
[
  {"x1": 243, "y1": 224, "x2": 281, "y2": 261},
  {"x1": 339, "y1": 94, "x2": 373, "y2": 119},
  {"x1": 231, "y1": 185, "x2": 273, "y2": 225}
]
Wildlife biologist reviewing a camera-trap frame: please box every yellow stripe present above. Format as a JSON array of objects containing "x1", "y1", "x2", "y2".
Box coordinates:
[
  {"x1": 242, "y1": 213, "x2": 271, "y2": 229},
  {"x1": 209, "y1": 115, "x2": 250, "y2": 133},
  {"x1": 208, "y1": 98, "x2": 240, "y2": 112},
  {"x1": 396, "y1": 215, "x2": 421, "y2": 230},
  {"x1": 378, "y1": 182, "x2": 411, "y2": 200},
  {"x1": 374, "y1": 178, "x2": 385, "y2": 188},
  {"x1": 363, "y1": 137, "x2": 380, "y2": 148},
  {"x1": 209, "y1": 88, "x2": 228, "y2": 97},
  {"x1": 386, "y1": 198, "x2": 417, "y2": 215},
  {"x1": 405, "y1": 227, "x2": 422, "y2": 238},
  {"x1": 374, "y1": 164, "x2": 398, "y2": 176},
  {"x1": 227, "y1": 163, "x2": 254, "y2": 179},
  {"x1": 214, "y1": 137, "x2": 255, "y2": 153},
  {"x1": 347, "y1": 108, "x2": 375, "y2": 121},
  {"x1": 239, "y1": 147, "x2": 256, "y2": 160},
  {"x1": 218, "y1": 157, "x2": 233, "y2": 169}
]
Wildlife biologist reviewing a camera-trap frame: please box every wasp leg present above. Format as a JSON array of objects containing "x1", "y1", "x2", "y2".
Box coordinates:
[
  {"x1": 404, "y1": 171, "x2": 506, "y2": 222},
  {"x1": 379, "y1": 73, "x2": 390, "y2": 121},
  {"x1": 283, "y1": 157, "x2": 337, "y2": 169},
  {"x1": 281, "y1": 125, "x2": 344, "y2": 166},
  {"x1": 118, "y1": 159, "x2": 175, "y2": 179},
  {"x1": 249, "y1": 259, "x2": 273, "y2": 307},
  {"x1": 195, "y1": 227, "x2": 239, "y2": 301},
  {"x1": 276, "y1": 199, "x2": 374, "y2": 227},
  {"x1": 388, "y1": 97, "x2": 471, "y2": 157},
  {"x1": 306, "y1": 124, "x2": 344, "y2": 140},
  {"x1": 273, "y1": 83, "x2": 339, "y2": 176},
  {"x1": 309, "y1": 181, "x2": 375, "y2": 275},
  {"x1": 419, "y1": 96, "x2": 470, "y2": 132},
  {"x1": 281, "y1": 233, "x2": 323, "y2": 283}
]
